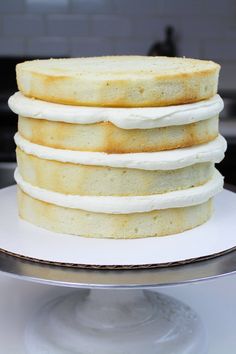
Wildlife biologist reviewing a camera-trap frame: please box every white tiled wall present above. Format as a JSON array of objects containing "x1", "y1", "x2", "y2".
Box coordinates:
[{"x1": 0, "y1": 0, "x2": 236, "y2": 89}]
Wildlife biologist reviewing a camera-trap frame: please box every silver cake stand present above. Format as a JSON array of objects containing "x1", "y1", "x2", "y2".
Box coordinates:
[{"x1": 1, "y1": 247, "x2": 236, "y2": 354}]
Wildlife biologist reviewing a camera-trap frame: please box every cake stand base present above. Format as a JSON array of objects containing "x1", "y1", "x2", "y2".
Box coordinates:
[{"x1": 25, "y1": 289, "x2": 207, "y2": 354}]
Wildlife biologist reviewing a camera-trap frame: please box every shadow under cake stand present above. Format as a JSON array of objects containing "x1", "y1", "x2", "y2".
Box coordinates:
[{"x1": 0, "y1": 186, "x2": 236, "y2": 354}]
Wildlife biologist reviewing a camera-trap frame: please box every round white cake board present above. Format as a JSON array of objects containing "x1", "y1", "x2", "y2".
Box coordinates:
[{"x1": 0, "y1": 186, "x2": 235, "y2": 268}]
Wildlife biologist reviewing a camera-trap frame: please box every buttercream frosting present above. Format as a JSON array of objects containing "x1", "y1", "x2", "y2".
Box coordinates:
[
  {"x1": 15, "y1": 133, "x2": 227, "y2": 171},
  {"x1": 15, "y1": 168, "x2": 223, "y2": 214},
  {"x1": 9, "y1": 92, "x2": 223, "y2": 130}
]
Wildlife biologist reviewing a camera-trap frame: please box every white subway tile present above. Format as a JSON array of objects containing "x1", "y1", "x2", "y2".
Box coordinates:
[
  {"x1": 225, "y1": 27, "x2": 236, "y2": 39},
  {"x1": 26, "y1": 37, "x2": 69, "y2": 57},
  {"x1": 178, "y1": 39, "x2": 202, "y2": 59},
  {"x1": 179, "y1": 18, "x2": 234, "y2": 40},
  {"x1": 113, "y1": 38, "x2": 148, "y2": 55},
  {"x1": 203, "y1": 0, "x2": 236, "y2": 17},
  {"x1": 91, "y1": 15, "x2": 132, "y2": 37},
  {"x1": 130, "y1": 17, "x2": 176, "y2": 39},
  {"x1": 70, "y1": 37, "x2": 114, "y2": 56},
  {"x1": 0, "y1": 0, "x2": 25, "y2": 13},
  {"x1": 26, "y1": 0, "x2": 69, "y2": 14},
  {"x1": 218, "y1": 62, "x2": 236, "y2": 90},
  {"x1": 158, "y1": 0, "x2": 203, "y2": 16},
  {"x1": 0, "y1": 17, "x2": 3, "y2": 34},
  {"x1": 0, "y1": 38, "x2": 25, "y2": 56},
  {"x1": 3, "y1": 15, "x2": 44, "y2": 36},
  {"x1": 112, "y1": 0, "x2": 160, "y2": 15},
  {"x1": 47, "y1": 15, "x2": 89, "y2": 36},
  {"x1": 71, "y1": 0, "x2": 112, "y2": 14},
  {"x1": 203, "y1": 40, "x2": 236, "y2": 61}
]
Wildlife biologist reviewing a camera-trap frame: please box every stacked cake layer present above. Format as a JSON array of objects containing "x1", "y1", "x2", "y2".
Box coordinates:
[{"x1": 9, "y1": 56, "x2": 226, "y2": 239}]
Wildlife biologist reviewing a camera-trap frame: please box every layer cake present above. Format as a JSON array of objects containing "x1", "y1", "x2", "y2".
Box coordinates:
[{"x1": 8, "y1": 56, "x2": 226, "y2": 239}]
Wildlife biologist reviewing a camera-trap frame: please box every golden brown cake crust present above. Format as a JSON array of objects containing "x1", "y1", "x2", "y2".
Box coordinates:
[
  {"x1": 18, "y1": 188, "x2": 213, "y2": 239},
  {"x1": 16, "y1": 148, "x2": 214, "y2": 196},
  {"x1": 18, "y1": 116, "x2": 219, "y2": 153},
  {"x1": 16, "y1": 56, "x2": 220, "y2": 107}
]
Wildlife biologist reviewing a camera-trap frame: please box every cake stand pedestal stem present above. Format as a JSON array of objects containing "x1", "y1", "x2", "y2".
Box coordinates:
[{"x1": 25, "y1": 289, "x2": 207, "y2": 354}]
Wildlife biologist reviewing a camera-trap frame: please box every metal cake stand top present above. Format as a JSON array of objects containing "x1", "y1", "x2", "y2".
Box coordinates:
[{"x1": 0, "y1": 249, "x2": 236, "y2": 289}]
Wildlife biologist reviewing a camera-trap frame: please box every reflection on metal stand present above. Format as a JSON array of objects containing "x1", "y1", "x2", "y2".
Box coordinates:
[{"x1": 25, "y1": 289, "x2": 207, "y2": 354}]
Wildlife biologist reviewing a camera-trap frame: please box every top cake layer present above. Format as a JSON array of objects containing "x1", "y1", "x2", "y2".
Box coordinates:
[{"x1": 16, "y1": 56, "x2": 220, "y2": 107}]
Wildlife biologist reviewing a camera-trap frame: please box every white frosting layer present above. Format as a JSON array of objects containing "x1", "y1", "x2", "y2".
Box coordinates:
[
  {"x1": 9, "y1": 92, "x2": 223, "y2": 130},
  {"x1": 15, "y1": 168, "x2": 223, "y2": 214},
  {"x1": 15, "y1": 133, "x2": 227, "y2": 170}
]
